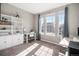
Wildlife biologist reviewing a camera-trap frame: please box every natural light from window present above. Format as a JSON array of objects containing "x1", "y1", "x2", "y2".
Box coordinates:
[
  {"x1": 40, "y1": 10, "x2": 64, "y2": 37},
  {"x1": 16, "y1": 43, "x2": 39, "y2": 56},
  {"x1": 58, "y1": 12, "x2": 65, "y2": 40},
  {"x1": 46, "y1": 15, "x2": 55, "y2": 35},
  {"x1": 33, "y1": 46, "x2": 53, "y2": 56}
]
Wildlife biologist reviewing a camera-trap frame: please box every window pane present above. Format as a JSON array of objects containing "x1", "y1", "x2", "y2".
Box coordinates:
[
  {"x1": 46, "y1": 16, "x2": 55, "y2": 33},
  {"x1": 40, "y1": 17, "x2": 44, "y2": 33},
  {"x1": 58, "y1": 13, "x2": 64, "y2": 36},
  {"x1": 59, "y1": 13, "x2": 64, "y2": 25}
]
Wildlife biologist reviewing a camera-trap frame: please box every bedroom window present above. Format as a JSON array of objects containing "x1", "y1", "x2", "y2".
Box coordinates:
[
  {"x1": 46, "y1": 15, "x2": 55, "y2": 34},
  {"x1": 40, "y1": 10, "x2": 64, "y2": 37},
  {"x1": 58, "y1": 11, "x2": 65, "y2": 39}
]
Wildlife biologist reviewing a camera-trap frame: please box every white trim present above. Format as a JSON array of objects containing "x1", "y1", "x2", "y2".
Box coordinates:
[
  {"x1": 46, "y1": 33, "x2": 56, "y2": 36},
  {"x1": 41, "y1": 39, "x2": 66, "y2": 48}
]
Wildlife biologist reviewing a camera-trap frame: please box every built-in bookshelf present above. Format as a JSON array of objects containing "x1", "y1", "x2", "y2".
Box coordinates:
[{"x1": 0, "y1": 14, "x2": 23, "y2": 36}]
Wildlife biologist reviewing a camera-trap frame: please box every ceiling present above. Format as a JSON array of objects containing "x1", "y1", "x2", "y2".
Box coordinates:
[{"x1": 10, "y1": 3, "x2": 68, "y2": 14}]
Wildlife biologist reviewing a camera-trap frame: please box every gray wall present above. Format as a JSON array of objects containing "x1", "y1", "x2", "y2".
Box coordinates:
[{"x1": 1, "y1": 3, "x2": 34, "y2": 33}]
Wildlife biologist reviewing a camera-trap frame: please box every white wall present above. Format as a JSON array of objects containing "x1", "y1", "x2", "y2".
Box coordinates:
[
  {"x1": 68, "y1": 4, "x2": 79, "y2": 37},
  {"x1": 34, "y1": 3, "x2": 79, "y2": 44},
  {"x1": 1, "y1": 3, "x2": 34, "y2": 32},
  {"x1": 33, "y1": 15, "x2": 38, "y2": 33},
  {"x1": 34, "y1": 7, "x2": 65, "y2": 44}
]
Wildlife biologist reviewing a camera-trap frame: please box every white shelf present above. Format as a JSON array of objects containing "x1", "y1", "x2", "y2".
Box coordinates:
[{"x1": 0, "y1": 14, "x2": 23, "y2": 36}]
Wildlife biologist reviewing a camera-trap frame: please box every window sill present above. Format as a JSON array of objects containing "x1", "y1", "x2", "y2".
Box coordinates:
[
  {"x1": 40, "y1": 32, "x2": 44, "y2": 35},
  {"x1": 46, "y1": 33, "x2": 56, "y2": 36},
  {"x1": 40, "y1": 32, "x2": 56, "y2": 36}
]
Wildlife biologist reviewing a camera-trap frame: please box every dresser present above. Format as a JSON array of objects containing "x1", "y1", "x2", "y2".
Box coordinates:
[{"x1": 68, "y1": 41, "x2": 79, "y2": 56}]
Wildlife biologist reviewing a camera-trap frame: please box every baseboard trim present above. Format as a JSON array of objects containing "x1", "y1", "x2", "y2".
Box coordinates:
[{"x1": 41, "y1": 39, "x2": 66, "y2": 48}]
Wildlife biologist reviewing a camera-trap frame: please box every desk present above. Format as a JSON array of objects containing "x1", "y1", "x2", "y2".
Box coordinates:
[{"x1": 25, "y1": 33, "x2": 36, "y2": 43}]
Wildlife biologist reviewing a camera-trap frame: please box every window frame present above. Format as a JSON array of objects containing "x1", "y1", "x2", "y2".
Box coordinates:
[
  {"x1": 45, "y1": 15, "x2": 55, "y2": 35},
  {"x1": 57, "y1": 11, "x2": 65, "y2": 36},
  {"x1": 39, "y1": 10, "x2": 65, "y2": 36},
  {"x1": 39, "y1": 16, "x2": 45, "y2": 35}
]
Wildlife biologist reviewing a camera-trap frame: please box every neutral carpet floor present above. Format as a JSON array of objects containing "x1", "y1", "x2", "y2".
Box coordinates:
[{"x1": 0, "y1": 40, "x2": 66, "y2": 56}]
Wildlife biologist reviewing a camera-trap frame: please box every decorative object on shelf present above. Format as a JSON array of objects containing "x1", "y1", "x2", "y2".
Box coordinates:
[
  {"x1": 4, "y1": 18, "x2": 8, "y2": 22},
  {"x1": 16, "y1": 31, "x2": 20, "y2": 33},
  {"x1": 1, "y1": 27, "x2": 6, "y2": 30},
  {"x1": 23, "y1": 27, "x2": 26, "y2": 34},
  {"x1": 2, "y1": 17, "x2": 8, "y2": 22},
  {"x1": 2, "y1": 17, "x2": 5, "y2": 21},
  {"x1": 15, "y1": 14, "x2": 20, "y2": 18},
  {"x1": 0, "y1": 16, "x2": 11, "y2": 25},
  {"x1": 0, "y1": 20, "x2": 11, "y2": 25},
  {"x1": 0, "y1": 14, "x2": 23, "y2": 36}
]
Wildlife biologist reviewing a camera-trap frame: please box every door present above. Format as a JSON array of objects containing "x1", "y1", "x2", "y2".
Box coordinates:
[
  {"x1": 12, "y1": 34, "x2": 23, "y2": 46},
  {"x1": 11, "y1": 34, "x2": 18, "y2": 46},
  {"x1": 6, "y1": 35, "x2": 12, "y2": 48},
  {"x1": 17, "y1": 34, "x2": 23, "y2": 44},
  {"x1": 0, "y1": 37, "x2": 7, "y2": 50}
]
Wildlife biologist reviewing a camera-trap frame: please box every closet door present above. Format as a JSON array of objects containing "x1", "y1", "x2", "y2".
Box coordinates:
[
  {"x1": 11, "y1": 35, "x2": 18, "y2": 46},
  {"x1": 0, "y1": 37, "x2": 7, "y2": 50},
  {"x1": 12, "y1": 34, "x2": 23, "y2": 47},
  {"x1": 17, "y1": 34, "x2": 23, "y2": 45},
  {"x1": 6, "y1": 35, "x2": 12, "y2": 48}
]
